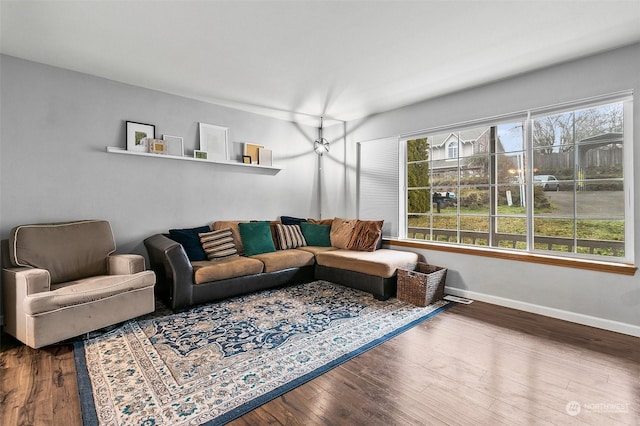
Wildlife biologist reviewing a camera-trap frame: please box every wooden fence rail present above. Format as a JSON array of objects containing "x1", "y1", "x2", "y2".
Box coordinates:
[{"x1": 407, "y1": 227, "x2": 624, "y2": 256}]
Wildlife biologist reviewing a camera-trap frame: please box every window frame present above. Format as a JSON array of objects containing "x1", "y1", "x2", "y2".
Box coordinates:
[
  {"x1": 400, "y1": 92, "x2": 634, "y2": 265},
  {"x1": 446, "y1": 140, "x2": 458, "y2": 159}
]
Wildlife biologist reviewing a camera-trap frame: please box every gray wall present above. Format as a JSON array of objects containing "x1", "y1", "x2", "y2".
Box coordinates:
[
  {"x1": 0, "y1": 55, "x2": 320, "y2": 255},
  {"x1": 331, "y1": 43, "x2": 640, "y2": 334},
  {"x1": 2, "y1": 44, "x2": 639, "y2": 334}
]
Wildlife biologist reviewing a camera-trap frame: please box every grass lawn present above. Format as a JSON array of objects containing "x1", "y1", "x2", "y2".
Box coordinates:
[{"x1": 408, "y1": 206, "x2": 624, "y2": 257}]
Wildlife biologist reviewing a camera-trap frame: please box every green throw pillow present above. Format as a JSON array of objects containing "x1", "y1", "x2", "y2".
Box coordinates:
[
  {"x1": 238, "y1": 221, "x2": 276, "y2": 256},
  {"x1": 300, "y1": 222, "x2": 332, "y2": 247}
]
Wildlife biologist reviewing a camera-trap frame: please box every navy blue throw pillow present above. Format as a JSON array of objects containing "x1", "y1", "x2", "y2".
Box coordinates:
[
  {"x1": 169, "y1": 225, "x2": 211, "y2": 261},
  {"x1": 281, "y1": 215, "x2": 307, "y2": 226}
]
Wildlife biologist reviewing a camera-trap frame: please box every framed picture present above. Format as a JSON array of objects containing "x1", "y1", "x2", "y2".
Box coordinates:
[
  {"x1": 199, "y1": 123, "x2": 228, "y2": 161},
  {"x1": 258, "y1": 148, "x2": 273, "y2": 166},
  {"x1": 148, "y1": 138, "x2": 167, "y2": 154},
  {"x1": 194, "y1": 150, "x2": 208, "y2": 160},
  {"x1": 163, "y1": 135, "x2": 184, "y2": 157},
  {"x1": 126, "y1": 121, "x2": 155, "y2": 152},
  {"x1": 244, "y1": 143, "x2": 264, "y2": 165},
  {"x1": 242, "y1": 155, "x2": 252, "y2": 164}
]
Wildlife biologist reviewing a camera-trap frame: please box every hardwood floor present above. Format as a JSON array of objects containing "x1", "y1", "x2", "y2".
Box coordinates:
[{"x1": 1, "y1": 301, "x2": 638, "y2": 425}]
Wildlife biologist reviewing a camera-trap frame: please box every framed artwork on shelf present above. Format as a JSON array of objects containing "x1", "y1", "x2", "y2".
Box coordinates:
[
  {"x1": 244, "y1": 143, "x2": 264, "y2": 164},
  {"x1": 126, "y1": 121, "x2": 155, "y2": 152},
  {"x1": 163, "y1": 135, "x2": 184, "y2": 156},
  {"x1": 242, "y1": 155, "x2": 252, "y2": 164},
  {"x1": 148, "y1": 138, "x2": 167, "y2": 154},
  {"x1": 194, "y1": 150, "x2": 208, "y2": 160},
  {"x1": 258, "y1": 148, "x2": 273, "y2": 166},
  {"x1": 199, "y1": 123, "x2": 228, "y2": 161}
]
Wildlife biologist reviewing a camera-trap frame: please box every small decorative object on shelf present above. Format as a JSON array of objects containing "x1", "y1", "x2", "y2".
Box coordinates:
[
  {"x1": 126, "y1": 121, "x2": 155, "y2": 152},
  {"x1": 397, "y1": 262, "x2": 447, "y2": 306},
  {"x1": 199, "y1": 123, "x2": 228, "y2": 161},
  {"x1": 162, "y1": 135, "x2": 184, "y2": 156},
  {"x1": 242, "y1": 155, "x2": 252, "y2": 164},
  {"x1": 148, "y1": 138, "x2": 167, "y2": 154},
  {"x1": 194, "y1": 150, "x2": 208, "y2": 160},
  {"x1": 258, "y1": 148, "x2": 273, "y2": 166}
]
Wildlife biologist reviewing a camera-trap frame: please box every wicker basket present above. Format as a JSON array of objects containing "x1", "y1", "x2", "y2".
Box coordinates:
[{"x1": 397, "y1": 262, "x2": 447, "y2": 306}]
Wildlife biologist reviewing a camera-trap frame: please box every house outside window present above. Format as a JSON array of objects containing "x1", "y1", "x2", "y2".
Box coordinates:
[{"x1": 405, "y1": 95, "x2": 633, "y2": 263}]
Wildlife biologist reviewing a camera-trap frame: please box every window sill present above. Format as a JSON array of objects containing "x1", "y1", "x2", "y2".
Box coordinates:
[{"x1": 382, "y1": 238, "x2": 637, "y2": 276}]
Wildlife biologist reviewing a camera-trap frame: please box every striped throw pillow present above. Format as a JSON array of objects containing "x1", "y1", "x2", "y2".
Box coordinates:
[
  {"x1": 199, "y1": 228, "x2": 238, "y2": 260},
  {"x1": 275, "y1": 224, "x2": 307, "y2": 250}
]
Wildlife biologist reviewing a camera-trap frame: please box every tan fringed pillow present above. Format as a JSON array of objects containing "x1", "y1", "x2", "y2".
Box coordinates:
[
  {"x1": 330, "y1": 218, "x2": 357, "y2": 249},
  {"x1": 348, "y1": 220, "x2": 383, "y2": 251}
]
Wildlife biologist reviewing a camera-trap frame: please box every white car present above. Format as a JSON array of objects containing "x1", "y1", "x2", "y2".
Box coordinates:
[{"x1": 533, "y1": 175, "x2": 559, "y2": 191}]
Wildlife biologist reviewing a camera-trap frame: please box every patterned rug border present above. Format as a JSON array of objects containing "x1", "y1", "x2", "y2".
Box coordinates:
[
  {"x1": 74, "y1": 341, "x2": 98, "y2": 426},
  {"x1": 73, "y1": 287, "x2": 453, "y2": 425}
]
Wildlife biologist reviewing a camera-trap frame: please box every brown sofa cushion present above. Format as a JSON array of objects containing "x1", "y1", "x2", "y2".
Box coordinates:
[
  {"x1": 295, "y1": 246, "x2": 338, "y2": 255},
  {"x1": 9, "y1": 220, "x2": 116, "y2": 284},
  {"x1": 348, "y1": 220, "x2": 383, "y2": 251},
  {"x1": 330, "y1": 218, "x2": 357, "y2": 249},
  {"x1": 24, "y1": 271, "x2": 155, "y2": 315},
  {"x1": 315, "y1": 249, "x2": 419, "y2": 278},
  {"x1": 192, "y1": 256, "x2": 264, "y2": 284},
  {"x1": 250, "y1": 249, "x2": 315, "y2": 273}
]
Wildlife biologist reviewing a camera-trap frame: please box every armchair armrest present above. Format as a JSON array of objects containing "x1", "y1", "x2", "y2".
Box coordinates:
[
  {"x1": 2, "y1": 266, "x2": 50, "y2": 339},
  {"x1": 143, "y1": 234, "x2": 194, "y2": 310},
  {"x1": 108, "y1": 254, "x2": 146, "y2": 275},
  {"x1": 2, "y1": 267, "x2": 51, "y2": 295}
]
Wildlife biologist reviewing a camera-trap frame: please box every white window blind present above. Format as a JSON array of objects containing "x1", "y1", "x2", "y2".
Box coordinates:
[{"x1": 357, "y1": 137, "x2": 399, "y2": 237}]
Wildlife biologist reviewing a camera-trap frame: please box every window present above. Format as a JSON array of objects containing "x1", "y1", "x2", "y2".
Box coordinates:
[
  {"x1": 446, "y1": 140, "x2": 458, "y2": 159},
  {"x1": 405, "y1": 95, "x2": 633, "y2": 263}
]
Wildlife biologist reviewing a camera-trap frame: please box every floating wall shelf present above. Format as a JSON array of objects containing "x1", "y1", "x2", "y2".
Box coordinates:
[{"x1": 106, "y1": 147, "x2": 283, "y2": 171}]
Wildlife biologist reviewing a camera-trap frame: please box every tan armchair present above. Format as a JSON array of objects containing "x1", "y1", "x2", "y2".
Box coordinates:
[{"x1": 1, "y1": 220, "x2": 155, "y2": 348}]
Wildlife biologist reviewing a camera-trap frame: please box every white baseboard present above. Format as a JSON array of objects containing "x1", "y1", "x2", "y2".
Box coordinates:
[{"x1": 444, "y1": 286, "x2": 640, "y2": 338}]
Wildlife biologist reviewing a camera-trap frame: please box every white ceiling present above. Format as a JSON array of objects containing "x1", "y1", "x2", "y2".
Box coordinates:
[{"x1": 2, "y1": 1, "x2": 639, "y2": 126}]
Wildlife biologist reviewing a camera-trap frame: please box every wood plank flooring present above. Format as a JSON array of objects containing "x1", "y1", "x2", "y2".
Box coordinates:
[{"x1": 1, "y1": 301, "x2": 638, "y2": 425}]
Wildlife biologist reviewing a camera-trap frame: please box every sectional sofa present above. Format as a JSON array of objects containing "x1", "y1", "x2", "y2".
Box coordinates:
[{"x1": 144, "y1": 217, "x2": 419, "y2": 310}]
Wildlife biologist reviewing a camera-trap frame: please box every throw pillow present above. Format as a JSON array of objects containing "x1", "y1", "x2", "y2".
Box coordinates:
[
  {"x1": 307, "y1": 218, "x2": 333, "y2": 226},
  {"x1": 269, "y1": 221, "x2": 281, "y2": 250},
  {"x1": 275, "y1": 224, "x2": 307, "y2": 250},
  {"x1": 348, "y1": 220, "x2": 384, "y2": 251},
  {"x1": 330, "y1": 217, "x2": 357, "y2": 249},
  {"x1": 300, "y1": 222, "x2": 332, "y2": 247},
  {"x1": 198, "y1": 228, "x2": 239, "y2": 260},
  {"x1": 281, "y1": 215, "x2": 307, "y2": 226},
  {"x1": 169, "y1": 225, "x2": 211, "y2": 261},
  {"x1": 238, "y1": 221, "x2": 277, "y2": 256},
  {"x1": 213, "y1": 221, "x2": 247, "y2": 255}
]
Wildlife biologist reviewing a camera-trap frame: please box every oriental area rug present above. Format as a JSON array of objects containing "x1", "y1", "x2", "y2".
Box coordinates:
[{"x1": 74, "y1": 280, "x2": 452, "y2": 425}]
